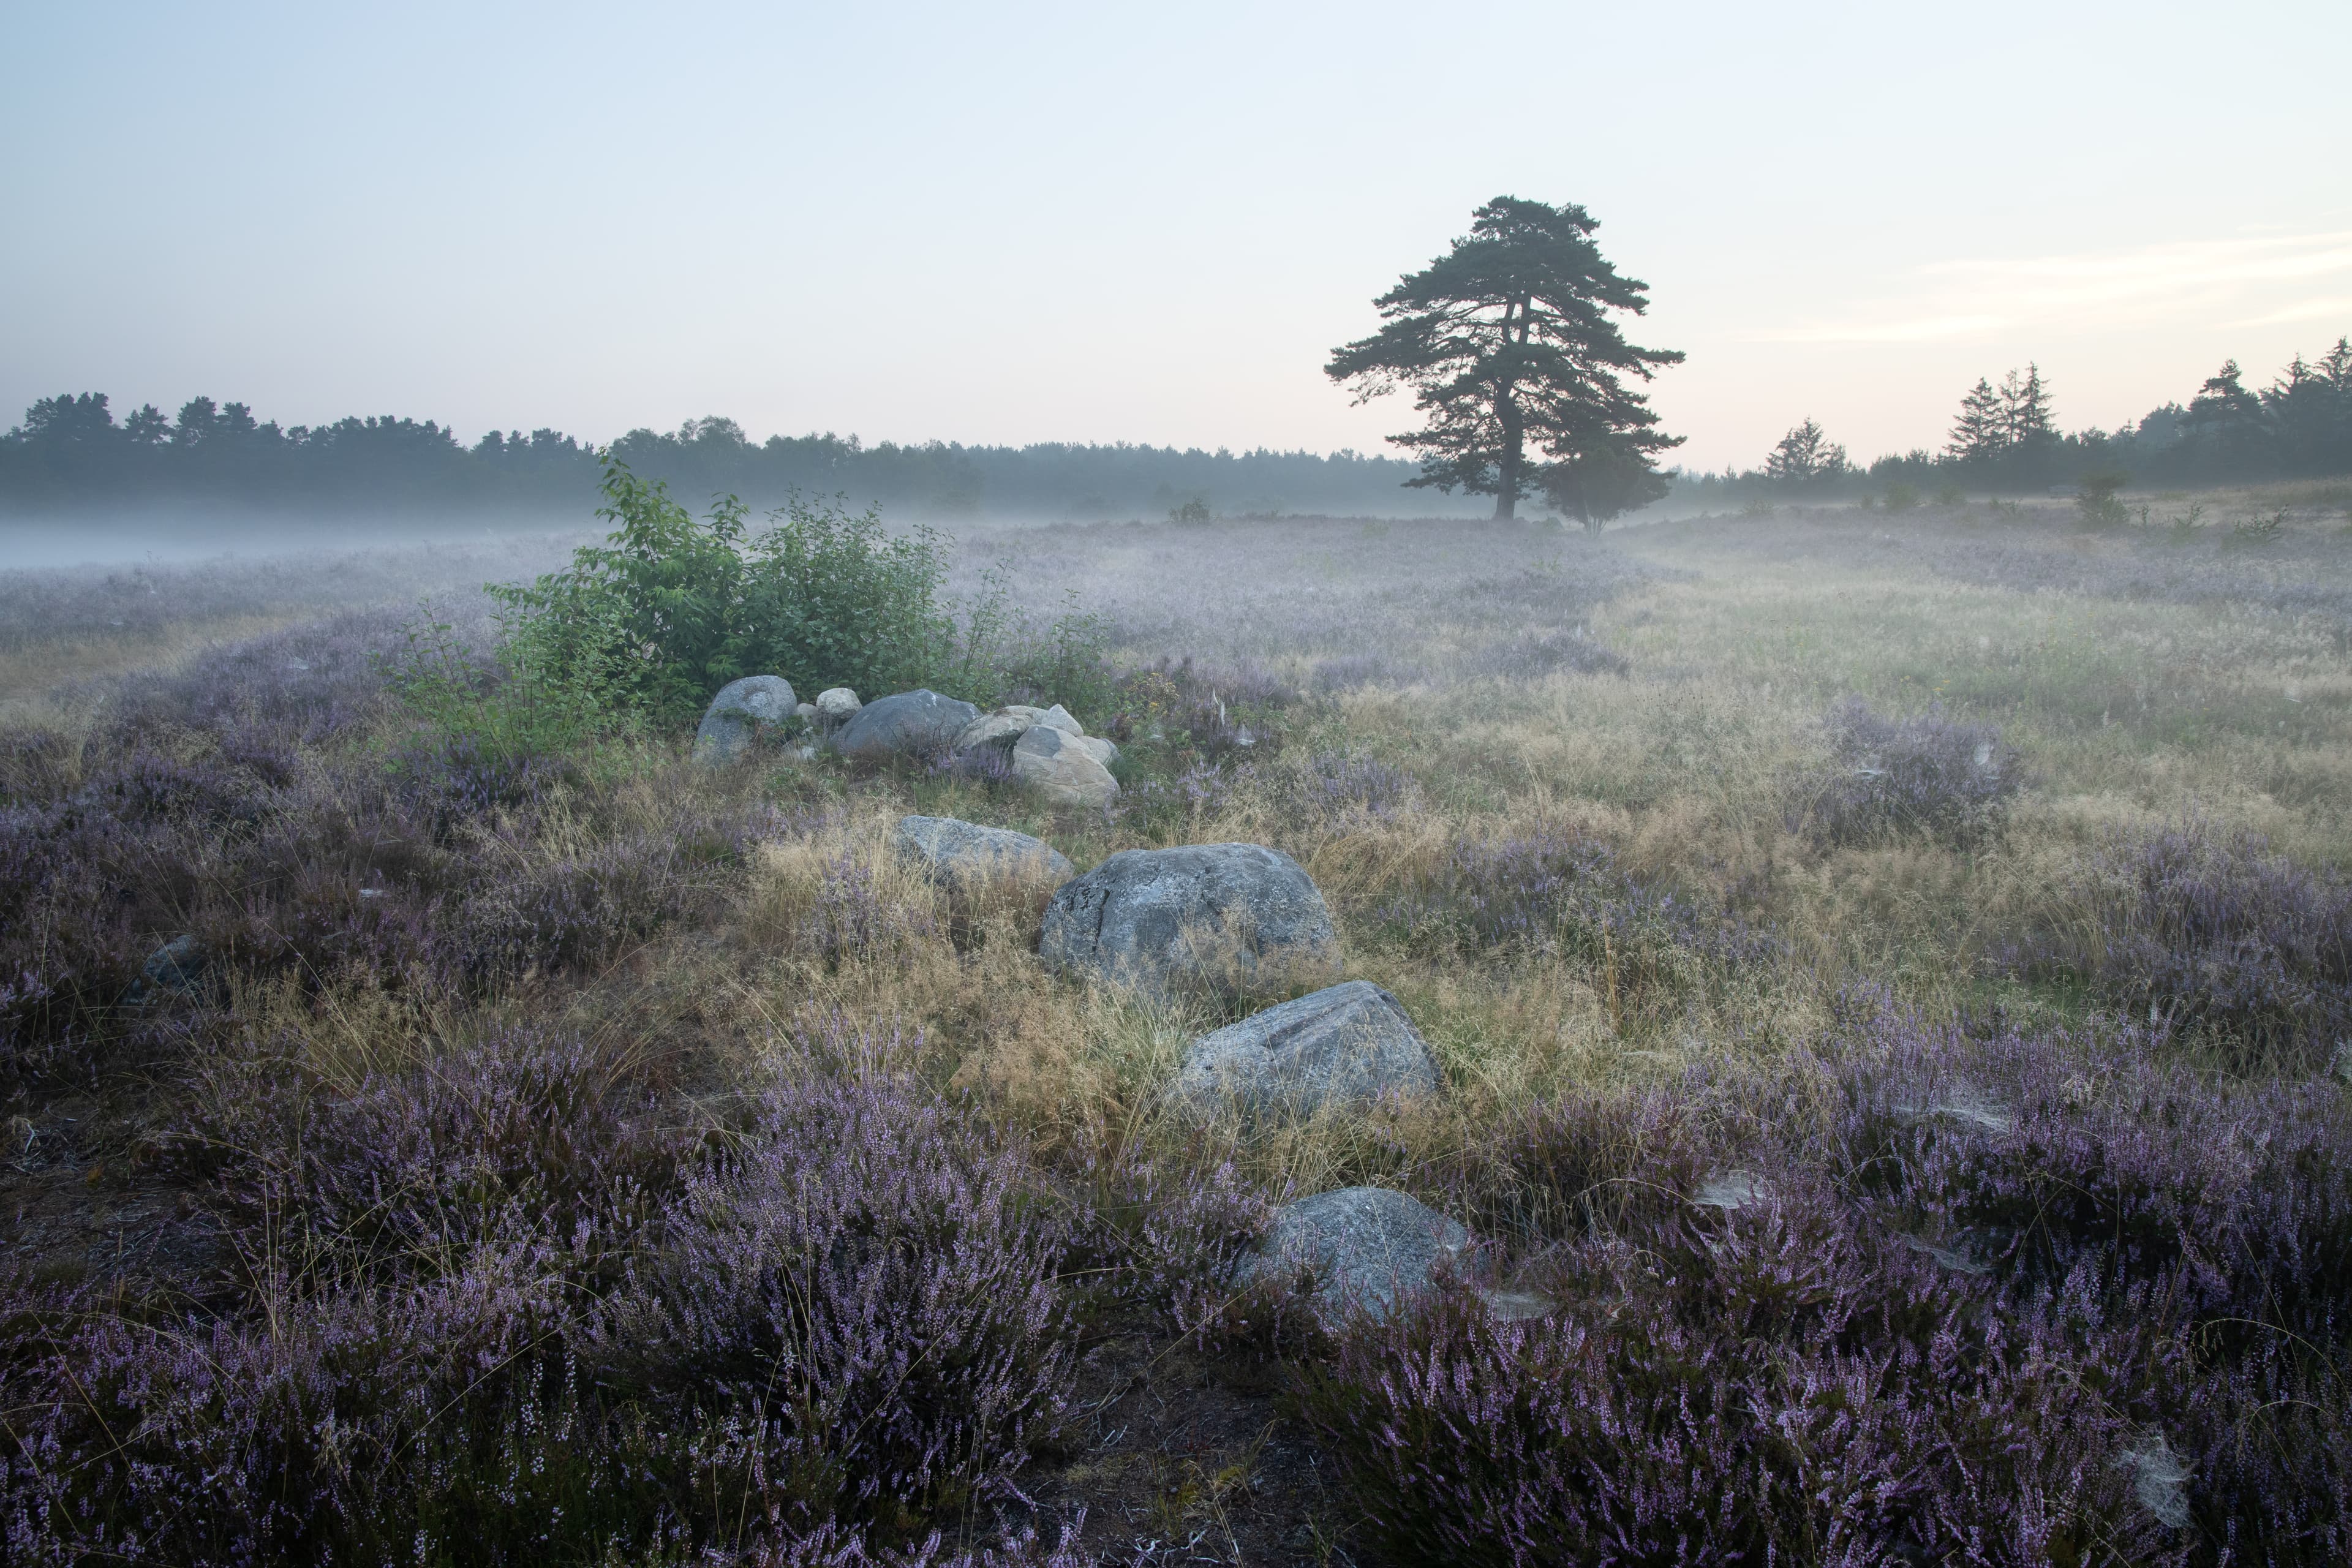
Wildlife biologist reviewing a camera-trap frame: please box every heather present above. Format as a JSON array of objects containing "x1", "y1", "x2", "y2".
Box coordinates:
[{"x1": 4, "y1": 492, "x2": 2351, "y2": 1562}]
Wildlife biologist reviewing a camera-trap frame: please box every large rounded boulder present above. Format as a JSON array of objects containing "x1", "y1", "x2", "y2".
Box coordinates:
[
  {"x1": 1039, "y1": 843, "x2": 1340, "y2": 998},
  {"x1": 693, "y1": 675, "x2": 797, "y2": 765},
  {"x1": 1173, "y1": 980, "x2": 1438, "y2": 1119},
  {"x1": 832, "y1": 689, "x2": 979, "y2": 761}
]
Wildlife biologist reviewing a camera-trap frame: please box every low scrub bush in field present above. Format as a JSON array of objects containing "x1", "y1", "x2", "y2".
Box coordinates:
[
  {"x1": 1294, "y1": 1001, "x2": 2352, "y2": 1564},
  {"x1": 1796, "y1": 696, "x2": 2021, "y2": 847},
  {"x1": 10, "y1": 1035, "x2": 1091, "y2": 1562},
  {"x1": 2011, "y1": 816, "x2": 2352, "y2": 1065},
  {"x1": 181, "y1": 1024, "x2": 684, "y2": 1281},
  {"x1": 481, "y1": 461, "x2": 1116, "y2": 732},
  {"x1": 490, "y1": 461, "x2": 957, "y2": 726}
]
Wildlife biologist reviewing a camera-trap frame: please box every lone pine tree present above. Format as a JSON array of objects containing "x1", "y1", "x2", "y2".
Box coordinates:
[{"x1": 1327, "y1": 196, "x2": 1682, "y2": 523}]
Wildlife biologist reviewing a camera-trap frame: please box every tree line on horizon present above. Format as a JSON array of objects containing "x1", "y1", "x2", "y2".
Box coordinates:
[
  {"x1": 1742, "y1": 339, "x2": 2352, "y2": 497},
  {"x1": 0, "y1": 396, "x2": 1480, "y2": 522}
]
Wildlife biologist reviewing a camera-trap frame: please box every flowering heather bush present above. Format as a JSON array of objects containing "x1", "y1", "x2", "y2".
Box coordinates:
[
  {"x1": 1796, "y1": 696, "x2": 2021, "y2": 847},
  {"x1": 598, "y1": 1070, "x2": 1077, "y2": 1545},
  {"x1": 1297, "y1": 1251, "x2": 2168, "y2": 1567},
  {"x1": 5, "y1": 1239, "x2": 591, "y2": 1564},
  {"x1": 11, "y1": 1059, "x2": 1091, "y2": 1561},
  {"x1": 2013, "y1": 817, "x2": 2352, "y2": 1065},
  {"x1": 1824, "y1": 1003, "x2": 2352, "y2": 1558},
  {"x1": 1070, "y1": 1150, "x2": 1281, "y2": 1349},
  {"x1": 1292, "y1": 1000, "x2": 2352, "y2": 1564},
  {"x1": 183, "y1": 1025, "x2": 684, "y2": 1281}
]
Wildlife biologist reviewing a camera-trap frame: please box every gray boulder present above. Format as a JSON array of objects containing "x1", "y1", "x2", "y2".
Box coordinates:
[
  {"x1": 1012, "y1": 724, "x2": 1120, "y2": 809},
  {"x1": 953, "y1": 706, "x2": 1046, "y2": 755},
  {"x1": 1236, "y1": 1186, "x2": 1470, "y2": 1325},
  {"x1": 129, "y1": 934, "x2": 211, "y2": 1004},
  {"x1": 832, "y1": 689, "x2": 979, "y2": 761},
  {"x1": 693, "y1": 675, "x2": 798, "y2": 764},
  {"x1": 815, "y1": 687, "x2": 862, "y2": 722},
  {"x1": 894, "y1": 815, "x2": 1074, "y2": 888},
  {"x1": 1174, "y1": 980, "x2": 1439, "y2": 1118},
  {"x1": 1039, "y1": 843, "x2": 1340, "y2": 997}
]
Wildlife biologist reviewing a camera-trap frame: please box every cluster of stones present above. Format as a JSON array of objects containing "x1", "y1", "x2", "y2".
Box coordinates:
[
  {"x1": 692, "y1": 678, "x2": 1121, "y2": 809},
  {"x1": 890, "y1": 815, "x2": 1534, "y2": 1326}
]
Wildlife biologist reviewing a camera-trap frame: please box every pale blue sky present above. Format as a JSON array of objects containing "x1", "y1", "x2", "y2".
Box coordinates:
[{"x1": 6, "y1": 0, "x2": 2347, "y2": 471}]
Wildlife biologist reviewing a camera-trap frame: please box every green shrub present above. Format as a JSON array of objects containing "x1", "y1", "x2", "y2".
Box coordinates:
[
  {"x1": 476, "y1": 459, "x2": 1118, "y2": 733},
  {"x1": 1884, "y1": 481, "x2": 1919, "y2": 511},
  {"x1": 379, "y1": 611, "x2": 620, "y2": 760},
  {"x1": 489, "y1": 459, "x2": 956, "y2": 726}
]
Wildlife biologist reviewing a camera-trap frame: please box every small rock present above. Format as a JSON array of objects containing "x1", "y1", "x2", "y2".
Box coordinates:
[
  {"x1": 1036, "y1": 704, "x2": 1084, "y2": 736},
  {"x1": 130, "y1": 934, "x2": 211, "y2": 1003},
  {"x1": 893, "y1": 815, "x2": 1075, "y2": 888},
  {"x1": 1012, "y1": 725, "x2": 1120, "y2": 809},
  {"x1": 833, "y1": 689, "x2": 979, "y2": 760},
  {"x1": 814, "y1": 687, "x2": 862, "y2": 722},
  {"x1": 794, "y1": 702, "x2": 819, "y2": 720},
  {"x1": 694, "y1": 675, "x2": 798, "y2": 765},
  {"x1": 1040, "y1": 843, "x2": 1341, "y2": 998},
  {"x1": 1174, "y1": 980, "x2": 1439, "y2": 1119},
  {"x1": 1237, "y1": 1186, "x2": 1470, "y2": 1325}
]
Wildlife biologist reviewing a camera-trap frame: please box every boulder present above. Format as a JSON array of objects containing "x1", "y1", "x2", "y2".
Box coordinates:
[
  {"x1": 1039, "y1": 843, "x2": 1340, "y2": 997},
  {"x1": 693, "y1": 675, "x2": 797, "y2": 765},
  {"x1": 794, "y1": 702, "x2": 819, "y2": 720},
  {"x1": 814, "y1": 687, "x2": 862, "y2": 722},
  {"x1": 1012, "y1": 725, "x2": 1120, "y2": 809},
  {"x1": 953, "y1": 707, "x2": 1044, "y2": 755},
  {"x1": 832, "y1": 689, "x2": 979, "y2": 761},
  {"x1": 129, "y1": 934, "x2": 211, "y2": 1004},
  {"x1": 1235, "y1": 1186, "x2": 1469, "y2": 1325},
  {"x1": 894, "y1": 814, "x2": 1075, "y2": 888},
  {"x1": 1174, "y1": 980, "x2": 1439, "y2": 1118},
  {"x1": 1036, "y1": 704, "x2": 1084, "y2": 736}
]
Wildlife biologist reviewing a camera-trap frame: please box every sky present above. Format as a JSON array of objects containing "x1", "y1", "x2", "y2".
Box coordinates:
[{"x1": 4, "y1": 0, "x2": 2349, "y2": 473}]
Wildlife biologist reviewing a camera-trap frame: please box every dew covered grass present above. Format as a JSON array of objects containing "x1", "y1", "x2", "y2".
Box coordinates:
[{"x1": 3, "y1": 497, "x2": 2350, "y2": 1563}]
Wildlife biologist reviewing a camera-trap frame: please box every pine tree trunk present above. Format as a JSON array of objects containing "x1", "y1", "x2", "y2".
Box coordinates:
[{"x1": 1494, "y1": 387, "x2": 1523, "y2": 520}]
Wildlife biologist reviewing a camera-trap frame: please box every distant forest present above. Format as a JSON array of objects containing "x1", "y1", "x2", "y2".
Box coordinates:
[
  {"x1": 6, "y1": 335, "x2": 2347, "y2": 525},
  {"x1": 0, "y1": 399, "x2": 1480, "y2": 522},
  {"x1": 1709, "y1": 338, "x2": 2352, "y2": 499}
]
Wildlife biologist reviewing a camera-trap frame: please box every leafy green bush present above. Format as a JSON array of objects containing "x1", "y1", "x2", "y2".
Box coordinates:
[
  {"x1": 489, "y1": 459, "x2": 957, "y2": 726},
  {"x1": 1884, "y1": 480, "x2": 1919, "y2": 511}
]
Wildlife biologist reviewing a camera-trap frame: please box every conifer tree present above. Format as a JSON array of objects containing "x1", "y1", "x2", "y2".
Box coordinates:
[
  {"x1": 1946, "y1": 378, "x2": 2005, "y2": 464},
  {"x1": 1327, "y1": 196, "x2": 1682, "y2": 521},
  {"x1": 1764, "y1": 418, "x2": 1848, "y2": 485}
]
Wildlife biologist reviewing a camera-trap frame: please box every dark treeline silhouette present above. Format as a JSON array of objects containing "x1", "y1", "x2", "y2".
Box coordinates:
[
  {"x1": 1711, "y1": 336, "x2": 2352, "y2": 499},
  {"x1": 0, "y1": 396, "x2": 1474, "y2": 521}
]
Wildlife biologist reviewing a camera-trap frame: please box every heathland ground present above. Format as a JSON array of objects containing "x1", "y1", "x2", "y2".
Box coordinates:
[{"x1": 4, "y1": 480, "x2": 2349, "y2": 1564}]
